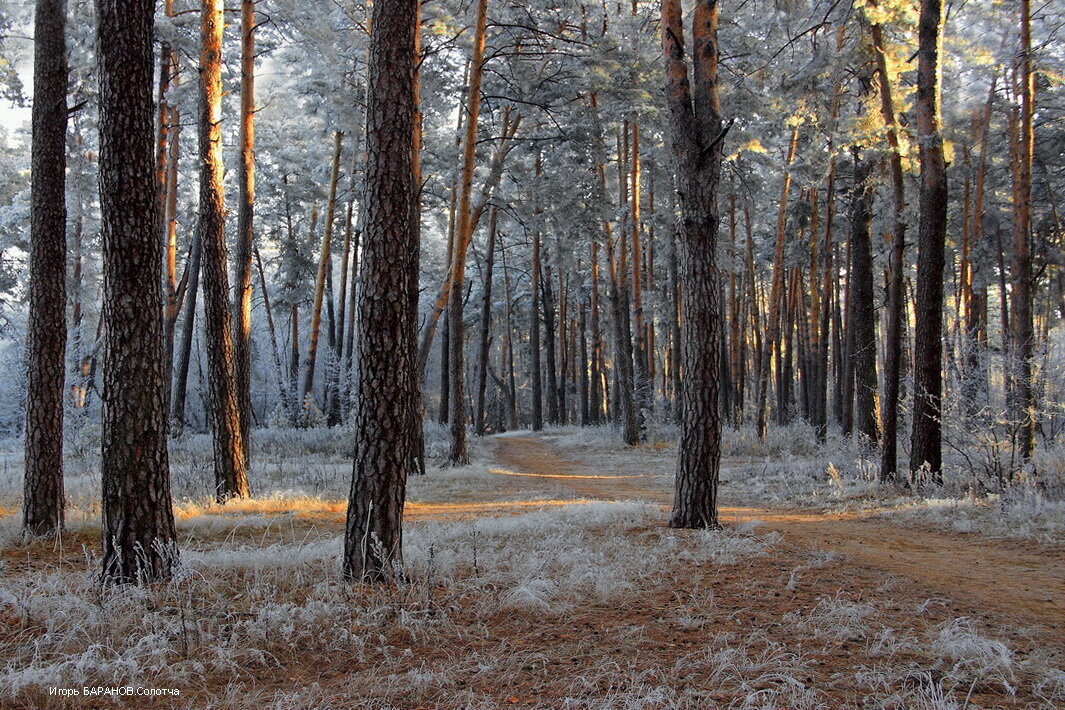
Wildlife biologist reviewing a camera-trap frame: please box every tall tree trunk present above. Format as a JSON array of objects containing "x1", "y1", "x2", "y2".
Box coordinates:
[
  {"x1": 1010, "y1": 0, "x2": 1036, "y2": 461},
  {"x1": 447, "y1": 0, "x2": 489, "y2": 465},
  {"x1": 199, "y1": 0, "x2": 249, "y2": 501},
  {"x1": 543, "y1": 244, "x2": 559, "y2": 424},
  {"x1": 872, "y1": 20, "x2": 904, "y2": 475},
  {"x1": 631, "y1": 123, "x2": 651, "y2": 416},
  {"x1": 232, "y1": 0, "x2": 256, "y2": 464},
  {"x1": 343, "y1": 0, "x2": 420, "y2": 582},
  {"x1": 663, "y1": 0, "x2": 725, "y2": 529},
  {"x1": 97, "y1": 0, "x2": 178, "y2": 582},
  {"x1": 849, "y1": 144, "x2": 880, "y2": 445},
  {"x1": 589, "y1": 239, "x2": 604, "y2": 423},
  {"x1": 23, "y1": 0, "x2": 68, "y2": 536},
  {"x1": 530, "y1": 219, "x2": 544, "y2": 431},
  {"x1": 909, "y1": 0, "x2": 949, "y2": 482}
]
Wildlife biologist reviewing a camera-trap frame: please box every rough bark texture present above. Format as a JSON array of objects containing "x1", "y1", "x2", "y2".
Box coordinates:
[
  {"x1": 171, "y1": 233, "x2": 201, "y2": 430},
  {"x1": 97, "y1": 0, "x2": 178, "y2": 582},
  {"x1": 663, "y1": 0, "x2": 724, "y2": 529},
  {"x1": 199, "y1": 0, "x2": 249, "y2": 501},
  {"x1": 909, "y1": 0, "x2": 948, "y2": 482},
  {"x1": 232, "y1": 0, "x2": 256, "y2": 465},
  {"x1": 343, "y1": 0, "x2": 419, "y2": 583},
  {"x1": 23, "y1": 0, "x2": 68, "y2": 536}
]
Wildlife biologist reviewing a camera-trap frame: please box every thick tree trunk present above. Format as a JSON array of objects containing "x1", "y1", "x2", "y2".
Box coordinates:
[
  {"x1": 663, "y1": 0, "x2": 725, "y2": 529},
  {"x1": 23, "y1": 0, "x2": 68, "y2": 536},
  {"x1": 97, "y1": 0, "x2": 178, "y2": 582},
  {"x1": 199, "y1": 0, "x2": 249, "y2": 501},
  {"x1": 909, "y1": 0, "x2": 949, "y2": 482},
  {"x1": 343, "y1": 0, "x2": 420, "y2": 583},
  {"x1": 232, "y1": 0, "x2": 256, "y2": 464}
]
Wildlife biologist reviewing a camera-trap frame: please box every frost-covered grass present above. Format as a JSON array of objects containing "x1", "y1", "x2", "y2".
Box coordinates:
[{"x1": 0, "y1": 500, "x2": 781, "y2": 705}]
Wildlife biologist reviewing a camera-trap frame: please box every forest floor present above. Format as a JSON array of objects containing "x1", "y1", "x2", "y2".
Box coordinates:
[{"x1": 1, "y1": 427, "x2": 1063, "y2": 709}]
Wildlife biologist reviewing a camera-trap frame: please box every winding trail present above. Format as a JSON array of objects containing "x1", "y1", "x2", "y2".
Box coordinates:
[{"x1": 491, "y1": 435, "x2": 1065, "y2": 635}]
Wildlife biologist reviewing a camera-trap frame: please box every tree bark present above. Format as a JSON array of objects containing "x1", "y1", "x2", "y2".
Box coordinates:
[
  {"x1": 232, "y1": 0, "x2": 256, "y2": 464},
  {"x1": 97, "y1": 0, "x2": 178, "y2": 582},
  {"x1": 199, "y1": 0, "x2": 249, "y2": 501},
  {"x1": 1009, "y1": 0, "x2": 1036, "y2": 462},
  {"x1": 447, "y1": 0, "x2": 490, "y2": 465},
  {"x1": 663, "y1": 0, "x2": 725, "y2": 529},
  {"x1": 909, "y1": 0, "x2": 949, "y2": 482},
  {"x1": 872, "y1": 19, "x2": 906, "y2": 480},
  {"x1": 23, "y1": 0, "x2": 68, "y2": 536},
  {"x1": 343, "y1": 0, "x2": 420, "y2": 583}
]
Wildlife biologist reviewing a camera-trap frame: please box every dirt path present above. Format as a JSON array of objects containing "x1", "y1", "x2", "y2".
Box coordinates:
[{"x1": 492, "y1": 435, "x2": 1064, "y2": 636}]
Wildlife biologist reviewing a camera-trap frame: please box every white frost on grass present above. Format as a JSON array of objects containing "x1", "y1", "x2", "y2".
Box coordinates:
[{"x1": 0, "y1": 500, "x2": 778, "y2": 699}]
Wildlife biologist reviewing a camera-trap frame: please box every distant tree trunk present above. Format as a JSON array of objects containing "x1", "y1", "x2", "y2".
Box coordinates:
[
  {"x1": 530, "y1": 220, "x2": 544, "y2": 431},
  {"x1": 964, "y1": 79, "x2": 996, "y2": 413},
  {"x1": 579, "y1": 303, "x2": 590, "y2": 425},
  {"x1": 500, "y1": 243, "x2": 519, "y2": 429},
  {"x1": 171, "y1": 233, "x2": 201, "y2": 431},
  {"x1": 909, "y1": 0, "x2": 949, "y2": 482},
  {"x1": 589, "y1": 240, "x2": 605, "y2": 423},
  {"x1": 23, "y1": 0, "x2": 68, "y2": 536},
  {"x1": 255, "y1": 247, "x2": 290, "y2": 416},
  {"x1": 872, "y1": 20, "x2": 907, "y2": 481},
  {"x1": 97, "y1": 0, "x2": 178, "y2": 582},
  {"x1": 663, "y1": 0, "x2": 725, "y2": 529},
  {"x1": 630, "y1": 123, "x2": 652, "y2": 417},
  {"x1": 301, "y1": 131, "x2": 344, "y2": 416},
  {"x1": 1009, "y1": 0, "x2": 1036, "y2": 461},
  {"x1": 755, "y1": 123, "x2": 799, "y2": 439},
  {"x1": 232, "y1": 0, "x2": 256, "y2": 464},
  {"x1": 199, "y1": 0, "x2": 249, "y2": 501},
  {"x1": 849, "y1": 144, "x2": 880, "y2": 445},
  {"x1": 447, "y1": 0, "x2": 489, "y2": 465},
  {"x1": 543, "y1": 244, "x2": 559, "y2": 424},
  {"x1": 343, "y1": 0, "x2": 420, "y2": 583},
  {"x1": 474, "y1": 206, "x2": 498, "y2": 435}
]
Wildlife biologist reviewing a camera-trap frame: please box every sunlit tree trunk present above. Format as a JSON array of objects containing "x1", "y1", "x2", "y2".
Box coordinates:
[
  {"x1": 447, "y1": 0, "x2": 490, "y2": 464},
  {"x1": 1009, "y1": 0, "x2": 1036, "y2": 462},
  {"x1": 23, "y1": 0, "x2": 68, "y2": 536},
  {"x1": 232, "y1": 0, "x2": 256, "y2": 462},
  {"x1": 97, "y1": 0, "x2": 178, "y2": 582},
  {"x1": 199, "y1": 0, "x2": 249, "y2": 500}
]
